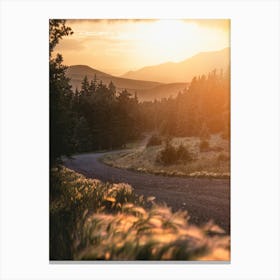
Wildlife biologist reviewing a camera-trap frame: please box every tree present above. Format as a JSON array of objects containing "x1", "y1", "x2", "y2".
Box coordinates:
[
  {"x1": 80, "y1": 76, "x2": 90, "y2": 96},
  {"x1": 108, "y1": 81, "x2": 116, "y2": 97},
  {"x1": 89, "y1": 79, "x2": 96, "y2": 96},
  {"x1": 49, "y1": 20, "x2": 73, "y2": 55},
  {"x1": 49, "y1": 20, "x2": 74, "y2": 164}
]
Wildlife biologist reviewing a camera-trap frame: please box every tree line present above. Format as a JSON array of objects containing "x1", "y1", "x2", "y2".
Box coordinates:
[{"x1": 140, "y1": 69, "x2": 230, "y2": 139}]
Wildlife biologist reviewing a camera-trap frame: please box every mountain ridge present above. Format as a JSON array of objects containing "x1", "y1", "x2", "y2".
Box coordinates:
[
  {"x1": 66, "y1": 65, "x2": 162, "y2": 92},
  {"x1": 122, "y1": 47, "x2": 230, "y2": 83},
  {"x1": 66, "y1": 65, "x2": 189, "y2": 101}
]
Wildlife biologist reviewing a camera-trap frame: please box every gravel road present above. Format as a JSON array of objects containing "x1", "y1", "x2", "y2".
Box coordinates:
[{"x1": 63, "y1": 152, "x2": 230, "y2": 233}]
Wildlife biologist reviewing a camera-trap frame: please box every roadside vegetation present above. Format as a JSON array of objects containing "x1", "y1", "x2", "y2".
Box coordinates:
[
  {"x1": 50, "y1": 166, "x2": 230, "y2": 260},
  {"x1": 102, "y1": 134, "x2": 230, "y2": 178}
]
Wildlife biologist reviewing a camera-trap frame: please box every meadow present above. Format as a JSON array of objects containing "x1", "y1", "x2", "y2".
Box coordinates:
[{"x1": 101, "y1": 134, "x2": 230, "y2": 179}]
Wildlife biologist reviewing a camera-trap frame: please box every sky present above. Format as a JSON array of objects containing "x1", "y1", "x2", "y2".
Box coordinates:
[{"x1": 55, "y1": 19, "x2": 230, "y2": 76}]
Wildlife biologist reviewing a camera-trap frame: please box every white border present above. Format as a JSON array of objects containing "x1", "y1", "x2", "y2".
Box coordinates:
[{"x1": 0, "y1": 0, "x2": 279, "y2": 279}]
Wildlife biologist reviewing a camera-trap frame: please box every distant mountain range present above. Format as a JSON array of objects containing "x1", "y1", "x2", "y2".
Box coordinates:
[
  {"x1": 66, "y1": 48, "x2": 229, "y2": 101},
  {"x1": 121, "y1": 47, "x2": 230, "y2": 83},
  {"x1": 66, "y1": 65, "x2": 161, "y2": 92},
  {"x1": 66, "y1": 65, "x2": 188, "y2": 101}
]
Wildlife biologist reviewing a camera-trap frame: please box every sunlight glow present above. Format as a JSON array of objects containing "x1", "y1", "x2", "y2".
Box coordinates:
[{"x1": 56, "y1": 19, "x2": 229, "y2": 75}]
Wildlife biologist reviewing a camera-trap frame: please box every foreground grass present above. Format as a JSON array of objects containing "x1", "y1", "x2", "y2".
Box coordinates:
[
  {"x1": 50, "y1": 166, "x2": 230, "y2": 261},
  {"x1": 102, "y1": 134, "x2": 230, "y2": 178}
]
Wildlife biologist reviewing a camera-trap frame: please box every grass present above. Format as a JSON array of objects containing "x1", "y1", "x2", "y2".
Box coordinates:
[
  {"x1": 101, "y1": 134, "x2": 230, "y2": 178},
  {"x1": 50, "y1": 166, "x2": 230, "y2": 261}
]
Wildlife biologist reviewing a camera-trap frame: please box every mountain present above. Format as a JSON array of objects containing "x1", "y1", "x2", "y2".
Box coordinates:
[
  {"x1": 66, "y1": 65, "x2": 188, "y2": 101},
  {"x1": 121, "y1": 47, "x2": 230, "y2": 83},
  {"x1": 66, "y1": 65, "x2": 162, "y2": 92}
]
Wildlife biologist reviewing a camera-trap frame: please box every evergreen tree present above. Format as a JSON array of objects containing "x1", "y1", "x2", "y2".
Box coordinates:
[
  {"x1": 49, "y1": 20, "x2": 75, "y2": 164},
  {"x1": 81, "y1": 76, "x2": 90, "y2": 96}
]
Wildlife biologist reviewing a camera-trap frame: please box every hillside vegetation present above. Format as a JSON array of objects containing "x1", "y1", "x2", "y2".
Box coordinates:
[
  {"x1": 50, "y1": 166, "x2": 230, "y2": 260},
  {"x1": 102, "y1": 134, "x2": 230, "y2": 178}
]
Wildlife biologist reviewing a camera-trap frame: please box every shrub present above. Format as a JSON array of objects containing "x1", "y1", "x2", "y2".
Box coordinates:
[
  {"x1": 199, "y1": 139, "x2": 210, "y2": 152},
  {"x1": 157, "y1": 141, "x2": 177, "y2": 164},
  {"x1": 176, "y1": 144, "x2": 192, "y2": 162},
  {"x1": 157, "y1": 141, "x2": 192, "y2": 165},
  {"x1": 146, "y1": 134, "x2": 162, "y2": 147}
]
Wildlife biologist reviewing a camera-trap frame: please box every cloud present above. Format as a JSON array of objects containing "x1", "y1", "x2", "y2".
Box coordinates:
[
  {"x1": 67, "y1": 19, "x2": 157, "y2": 24},
  {"x1": 66, "y1": 19, "x2": 229, "y2": 30},
  {"x1": 184, "y1": 19, "x2": 230, "y2": 31}
]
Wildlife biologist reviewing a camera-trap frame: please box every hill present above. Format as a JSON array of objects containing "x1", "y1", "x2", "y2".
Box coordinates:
[
  {"x1": 122, "y1": 48, "x2": 230, "y2": 83},
  {"x1": 66, "y1": 65, "x2": 162, "y2": 92},
  {"x1": 66, "y1": 65, "x2": 188, "y2": 101}
]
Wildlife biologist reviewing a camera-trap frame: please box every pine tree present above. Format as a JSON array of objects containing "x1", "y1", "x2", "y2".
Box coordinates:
[
  {"x1": 108, "y1": 81, "x2": 116, "y2": 97},
  {"x1": 49, "y1": 20, "x2": 75, "y2": 164},
  {"x1": 81, "y1": 76, "x2": 90, "y2": 96},
  {"x1": 89, "y1": 79, "x2": 96, "y2": 96}
]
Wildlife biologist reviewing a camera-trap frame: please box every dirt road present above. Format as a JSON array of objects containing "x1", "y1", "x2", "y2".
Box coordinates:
[{"x1": 63, "y1": 152, "x2": 230, "y2": 233}]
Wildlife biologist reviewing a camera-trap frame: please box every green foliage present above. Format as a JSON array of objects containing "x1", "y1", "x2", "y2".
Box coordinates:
[
  {"x1": 157, "y1": 140, "x2": 192, "y2": 165},
  {"x1": 50, "y1": 167, "x2": 230, "y2": 260},
  {"x1": 146, "y1": 134, "x2": 162, "y2": 147}
]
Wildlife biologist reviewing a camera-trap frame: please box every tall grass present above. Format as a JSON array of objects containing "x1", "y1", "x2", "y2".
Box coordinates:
[{"x1": 50, "y1": 166, "x2": 230, "y2": 260}]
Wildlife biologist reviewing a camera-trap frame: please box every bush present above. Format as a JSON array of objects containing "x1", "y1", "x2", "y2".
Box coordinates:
[
  {"x1": 157, "y1": 141, "x2": 177, "y2": 164},
  {"x1": 157, "y1": 141, "x2": 192, "y2": 165},
  {"x1": 176, "y1": 144, "x2": 192, "y2": 162},
  {"x1": 50, "y1": 167, "x2": 230, "y2": 261},
  {"x1": 146, "y1": 134, "x2": 162, "y2": 147},
  {"x1": 199, "y1": 139, "x2": 210, "y2": 152}
]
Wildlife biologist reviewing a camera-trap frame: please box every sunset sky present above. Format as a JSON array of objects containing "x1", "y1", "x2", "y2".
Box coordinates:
[{"x1": 55, "y1": 19, "x2": 230, "y2": 76}]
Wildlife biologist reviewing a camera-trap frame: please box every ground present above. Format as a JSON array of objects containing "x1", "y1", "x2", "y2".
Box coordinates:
[
  {"x1": 63, "y1": 151, "x2": 230, "y2": 233},
  {"x1": 101, "y1": 134, "x2": 230, "y2": 178}
]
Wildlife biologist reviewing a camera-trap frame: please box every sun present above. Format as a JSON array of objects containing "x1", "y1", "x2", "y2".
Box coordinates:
[{"x1": 137, "y1": 19, "x2": 199, "y2": 63}]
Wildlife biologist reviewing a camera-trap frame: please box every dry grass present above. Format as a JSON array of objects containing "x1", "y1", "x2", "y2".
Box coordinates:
[
  {"x1": 102, "y1": 134, "x2": 230, "y2": 178},
  {"x1": 50, "y1": 166, "x2": 230, "y2": 260}
]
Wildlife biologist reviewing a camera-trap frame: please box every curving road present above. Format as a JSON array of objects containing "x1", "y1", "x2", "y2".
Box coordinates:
[{"x1": 63, "y1": 152, "x2": 230, "y2": 233}]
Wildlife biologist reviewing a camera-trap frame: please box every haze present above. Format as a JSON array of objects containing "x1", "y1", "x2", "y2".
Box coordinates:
[{"x1": 55, "y1": 19, "x2": 230, "y2": 76}]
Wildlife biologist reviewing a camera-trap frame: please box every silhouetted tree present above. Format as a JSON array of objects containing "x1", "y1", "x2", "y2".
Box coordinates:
[{"x1": 50, "y1": 20, "x2": 75, "y2": 164}]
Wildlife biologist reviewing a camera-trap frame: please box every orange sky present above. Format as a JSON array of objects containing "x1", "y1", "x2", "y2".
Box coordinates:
[{"x1": 55, "y1": 19, "x2": 230, "y2": 76}]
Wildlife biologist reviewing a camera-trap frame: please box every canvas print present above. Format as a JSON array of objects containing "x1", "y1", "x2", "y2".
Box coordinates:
[{"x1": 50, "y1": 19, "x2": 230, "y2": 261}]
